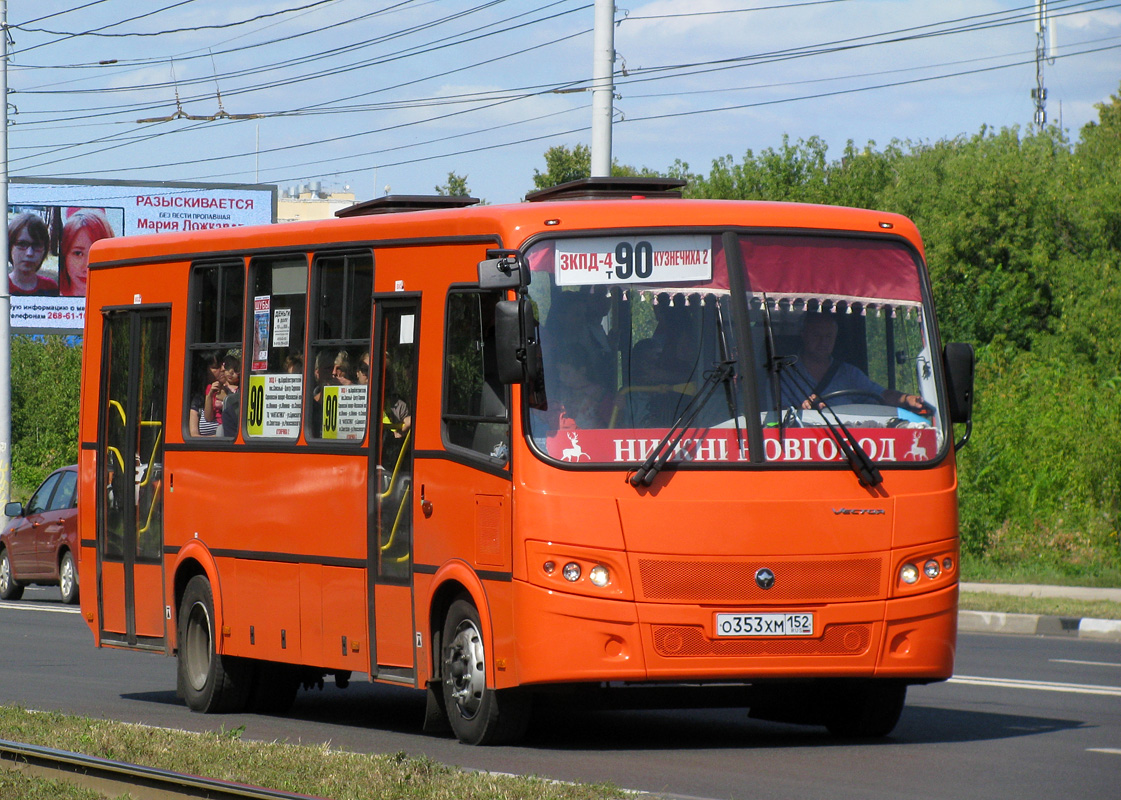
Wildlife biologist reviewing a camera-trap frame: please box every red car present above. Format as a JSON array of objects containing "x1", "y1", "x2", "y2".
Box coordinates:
[{"x1": 0, "y1": 465, "x2": 79, "y2": 604}]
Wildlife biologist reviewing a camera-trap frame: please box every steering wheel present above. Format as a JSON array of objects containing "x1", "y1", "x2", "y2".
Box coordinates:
[{"x1": 817, "y1": 389, "x2": 885, "y2": 405}]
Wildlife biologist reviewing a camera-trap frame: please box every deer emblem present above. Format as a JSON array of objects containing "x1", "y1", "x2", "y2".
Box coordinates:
[
  {"x1": 904, "y1": 431, "x2": 928, "y2": 460},
  {"x1": 561, "y1": 431, "x2": 590, "y2": 461}
]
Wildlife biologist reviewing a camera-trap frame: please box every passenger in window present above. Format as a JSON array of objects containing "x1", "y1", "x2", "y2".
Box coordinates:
[
  {"x1": 333, "y1": 350, "x2": 355, "y2": 385},
  {"x1": 781, "y1": 311, "x2": 925, "y2": 412},
  {"x1": 632, "y1": 293, "x2": 699, "y2": 384},
  {"x1": 552, "y1": 356, "x2": 614, "y2": 430},
  {"x1": 285, "y1": 353, "x2": 303, "y2": 374},
  {"x1": 312, "y1": 350, "x2": 339, "y2": 402},
  {"x1": 310, "y1": 350, "x2": 339, "y2": 438},
  {"x1": 60, "y1": 209, "x2": 114, "y2": 297},
  {"x1": 355, "y1": 352, "x2": 370, "y2": 385},
  {"x1": 381, "y1": 383, "x2": 412, "y2": 470},
  {"x1": 546, "y1": 289, "x2": 616, "y2": 390},
  {"x1": 8, "y1": 212, "x2": 56, "y2": 296},
  {"x1": 220, "y1": 352, "x2": 242, "y2": 438},
  {"x1": 628, "y1": 293, "x2": 702, "y2": 426},
  {"x1": 189, "y1": 351, "x2": 223, "y2": 437}
]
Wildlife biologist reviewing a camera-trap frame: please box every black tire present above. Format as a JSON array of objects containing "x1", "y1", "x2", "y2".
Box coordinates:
[
  {"x1": 248, "y1": 661, "x2": 300, "y2": 714},
  {"x1": 441, "y1": 597, "x2": 530, "y2": 745},
  {"x1": 59, "y1": 551, "x2": 79, "y2": 605},
  {"x1": 823, "y1": 680, "x2": 907, "y2": 738},
  {"x1": 0, "y1": 548, "x2": 24, "y2": 601},
  {"x1": 176, "y1": 575, "x2": 251, "y2": 713}
]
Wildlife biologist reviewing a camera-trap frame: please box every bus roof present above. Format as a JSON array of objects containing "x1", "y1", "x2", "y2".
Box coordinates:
[{"x1": 88, "y1": 196, "x2": 925, "y2": 268}]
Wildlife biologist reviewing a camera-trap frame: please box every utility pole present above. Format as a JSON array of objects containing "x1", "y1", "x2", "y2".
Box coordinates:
[
  {"x1": 1032, "y1": 0, "x2": 1055, "y2": 127},
  {"x1": 590, "y1": 0, "x2": 614, "y2": 177},
  {"x1": 0, "y1": 0, "x2": 11, "y2": 509}
]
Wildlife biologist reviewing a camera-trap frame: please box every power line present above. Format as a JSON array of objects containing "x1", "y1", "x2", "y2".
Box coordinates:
[{"x1": 15, "y1": 0, "x2": 344, "y2": 37}]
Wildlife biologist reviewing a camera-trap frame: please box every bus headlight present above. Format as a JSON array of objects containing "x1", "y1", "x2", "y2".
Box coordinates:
[
  {"x1": 562, "y1": 562, "x2": 581, "y2": 582},
  {"x1": 589, "y1": 565, "x2": 609, "y2": 587},
  {"x1": 924, "y1": 559, "x2": 941, "y2": 579},
  {"x1": 900, "y1": 563, "x2": 920, "y2": 584}
]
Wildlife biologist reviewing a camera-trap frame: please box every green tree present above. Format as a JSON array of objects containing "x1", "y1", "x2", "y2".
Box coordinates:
[
  {"x1": 434, "y1": 172, "x2": 471, "y2": 197},
  {"x1": 10, "y1": 336, "x2": 82, "y2": 494},
  {"x1": 531, "y1": 144, "x2": 660, "y2": 191},
  {"x1": 877, "y1": 126, "x2": 1075, "y2": 350}
]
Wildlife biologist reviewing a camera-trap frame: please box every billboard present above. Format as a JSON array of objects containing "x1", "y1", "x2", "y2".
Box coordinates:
[{"x1": 7, "y1": 177, "x2": 277, "y2": 334}]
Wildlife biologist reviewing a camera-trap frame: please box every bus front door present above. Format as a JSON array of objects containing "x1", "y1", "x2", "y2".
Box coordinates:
[
  {"x1": 96, "y1": 309, "x2": 170, "y2": 651},
  {"x1": 368, "y1": 299, "x2": 419, "y2": 680}
]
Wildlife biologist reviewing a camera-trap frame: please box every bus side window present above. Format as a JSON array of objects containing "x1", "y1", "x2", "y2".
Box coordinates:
[
  {"x1": 185, "y1": 261, "x2": 244, "y2": 440},
  {"x1": 307, "y1": 252, "x2": 373, "y2": 442},
  {"x1": 442, "y1": 290, "x2": 509, "y2": 463},
  {"x1": 244, "y1": 255, "x2": 308, "y2": 441}
]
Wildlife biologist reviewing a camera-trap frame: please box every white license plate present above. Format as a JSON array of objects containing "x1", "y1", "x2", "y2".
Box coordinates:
[{"x1": 715, "y1": 612, "x2": 815, "y2": 637}]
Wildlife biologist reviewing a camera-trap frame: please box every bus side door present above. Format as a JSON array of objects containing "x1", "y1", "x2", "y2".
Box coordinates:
[
  {"x1": 96, "y1": 308, "x2": 170, "y2": 650},
  {"x1": 368, "y1": 298, "x2": 420, "y2": 678}
]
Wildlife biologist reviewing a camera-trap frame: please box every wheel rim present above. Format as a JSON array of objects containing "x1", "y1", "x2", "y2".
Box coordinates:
[
  {"x1": 60, "y1": 556, "x2": 74, "y2": 598},
  {"x1": 184, "y1": 601, "x2": 213, "y2": 692},
  {"x1": 0, "y1": 554, "x2": 10, "y2": 594},
  {"x1": 446, "y1": 618, "x2": 486, "y2": 720}
]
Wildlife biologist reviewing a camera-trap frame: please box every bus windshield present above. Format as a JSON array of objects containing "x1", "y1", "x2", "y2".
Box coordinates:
[{"x1": 525, "y1": 232, "x2": 945, "y2": 468}]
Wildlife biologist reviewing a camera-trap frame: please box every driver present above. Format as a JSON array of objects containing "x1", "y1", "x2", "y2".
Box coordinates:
[{"x1": 780, "y1": 311, "x2": 925, "y2": 412}]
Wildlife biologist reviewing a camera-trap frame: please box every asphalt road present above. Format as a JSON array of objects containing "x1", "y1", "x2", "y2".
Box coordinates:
[{"x1": 2, "y1": 586, "x2": 1119, "y2": 800}]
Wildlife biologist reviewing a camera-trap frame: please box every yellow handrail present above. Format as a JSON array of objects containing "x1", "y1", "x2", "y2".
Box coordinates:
[{"x1": 376, "y1": 429, "x2": 412, "y2": 501}]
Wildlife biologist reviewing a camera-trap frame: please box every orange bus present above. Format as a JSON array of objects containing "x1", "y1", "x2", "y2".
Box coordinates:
[{"x1": 78, "y1": 178, "x2": 974, "y2": 744}]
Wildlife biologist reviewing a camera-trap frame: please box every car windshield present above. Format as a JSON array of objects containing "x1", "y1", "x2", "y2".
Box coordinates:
[{"x1": 525, "y1": 232, "x2": 945, "y2": 468}]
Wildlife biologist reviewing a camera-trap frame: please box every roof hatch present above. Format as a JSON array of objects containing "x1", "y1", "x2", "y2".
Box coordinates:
[
  {"x1": 524, "y1": 176, "x2": 686, "y2": 203},
  {"x1": 335, "y1": 194, "x2": 480, "y2": 217}
]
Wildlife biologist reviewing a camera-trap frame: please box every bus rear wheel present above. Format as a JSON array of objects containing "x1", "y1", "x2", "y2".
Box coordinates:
[
  {"x1": 441, "y1": 597, "x2": 530, "y2": 745},
  {"x1": 177, "y1": 575, "x2": 251, "y2": 713}
]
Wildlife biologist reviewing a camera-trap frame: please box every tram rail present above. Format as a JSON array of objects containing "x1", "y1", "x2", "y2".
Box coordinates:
[{"x1": 0, "y1": 737, "x2": 328, "y2": 800}]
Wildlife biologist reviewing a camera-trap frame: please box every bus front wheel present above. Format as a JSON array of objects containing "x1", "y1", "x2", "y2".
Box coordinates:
[
  {"x1": 441, "y1": 597, "x2": 530, "y2": 745},
  {"x1": 823, "y1": 679, "x2": 907, "y2": 738},
  {"x1": 177, "y1": 575, "x2": 251, "y2": 713}
]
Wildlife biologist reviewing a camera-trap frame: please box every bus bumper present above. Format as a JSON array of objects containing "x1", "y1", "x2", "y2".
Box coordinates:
[{"x1": 510, "y1": 580, "x2": 956, "y2": 686}]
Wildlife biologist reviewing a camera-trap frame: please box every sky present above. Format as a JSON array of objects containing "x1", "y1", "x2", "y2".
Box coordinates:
[{"x1": 7, "y1": 0, "x2": 1121, "y2": 207}]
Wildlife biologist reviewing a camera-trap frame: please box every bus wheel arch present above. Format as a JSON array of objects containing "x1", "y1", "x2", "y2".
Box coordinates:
[
  {"x1": 439, "y1": 593, "x2": 531, "y2": 745},
  {"x1": 175, "y1": 572, "x2": 251, "y2": 713}
]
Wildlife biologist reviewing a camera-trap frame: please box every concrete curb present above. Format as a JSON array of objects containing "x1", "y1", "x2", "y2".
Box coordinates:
[{"x1": 959, "y1": 610, "x2": 1121, "y2": 642}]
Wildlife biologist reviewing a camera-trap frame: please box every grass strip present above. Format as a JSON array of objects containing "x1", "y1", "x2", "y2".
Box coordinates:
[
  {"x1": 0, "y1": 706, "x2": 629, "y2": 800},
  {"x1": 959, "y1": 592, "x2": 1121, "y2": 620}
]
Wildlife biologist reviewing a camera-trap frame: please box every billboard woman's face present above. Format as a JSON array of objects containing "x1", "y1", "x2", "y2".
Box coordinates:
[{"x1": 65, "y1": 227, "x2": 96, "y2": 293}]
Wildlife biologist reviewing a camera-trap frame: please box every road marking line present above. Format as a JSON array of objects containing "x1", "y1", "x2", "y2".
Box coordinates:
[
  {"x1": 1087, "y1": 748, "x2": 1121, "y2": 756},
  {"x1": 950, "y1": 675, "x2": 1121, "y2": 697},
  {"x1": 0, "y1": 601, "x2": 80, "y2": 614},
  {"x1": 1050, "y1": 659, "x2": 1121, "y2": 668}
]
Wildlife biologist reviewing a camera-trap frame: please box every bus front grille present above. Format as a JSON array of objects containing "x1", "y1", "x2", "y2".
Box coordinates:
[{"x1": 636, "y1": 557, "x2": 883, "y2": 603}]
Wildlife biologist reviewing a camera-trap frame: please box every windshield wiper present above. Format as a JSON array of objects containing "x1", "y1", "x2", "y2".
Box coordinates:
[
  {"x1": 714, "y1": 300, "x2": 744, "y2": 453},
  {"x1": 760, "y1": 293, "x2": 796, "y2": 437},
  {"x1": 783, "y1": 367, "x2": 883, "y2": 488},
  {"x1": 629, "y1": 361, "x2": 735, "y2": 488}
]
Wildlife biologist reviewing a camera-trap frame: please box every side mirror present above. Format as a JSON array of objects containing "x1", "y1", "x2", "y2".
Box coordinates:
[
  {"x1": 494, "y1": 300, "x2": 525, "y2": 384},
  {"x1": 943, "y1": 342, "x2": 975, "y2": 450},
  {"x1": 4, "y1": 501, "x2": 24, "y2": 518},
  {"x1": 494, "y1": 297, "x2": 547, "y2": 409},
  {"x1": 478, "y1": 249, "x2": 530, "y2": 290}
]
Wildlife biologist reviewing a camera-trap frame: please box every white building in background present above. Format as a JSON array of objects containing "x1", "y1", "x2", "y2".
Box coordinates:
[{"x1": 277, "y1": 181, "x2": 356, "y2": 223}]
